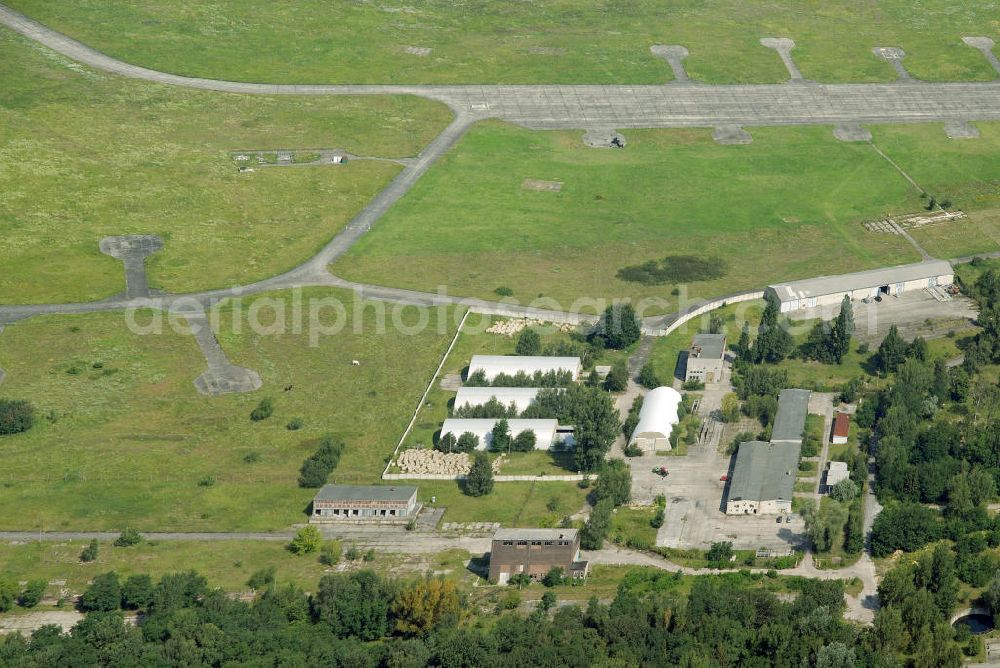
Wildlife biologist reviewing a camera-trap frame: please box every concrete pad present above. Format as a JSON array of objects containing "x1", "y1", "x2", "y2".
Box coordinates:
[
  {"x1": 834, "y1": 123, "x2": 872, "y2": 142},
  {"x1": 650, "y1": 45, "x2": 690, "y2": 82},
  {"x1": 99, "y1": 235, "x2": 163, "y2": 299},
  {"x1": 712, "y1": 125, "x2": 752, "y2": 145},
  {"x1": 184, "y1": 312, "x2": 263, "y2": 396},
  {"x1": 404, "y1": 46, "x2": 432, "y2": 57},
  {"x1": 521, "y1": 179, "x2": 562, "y2": 192},
  {"x1": 760, "y1": 37, "x2": 804, "y2": 81},
  {"x1": 944, "y1": 120, "x2": 981, "y2": 139},
  {"x1": 962, "y1": 36, "x2": 1000, "y2": 75},
  {"x1": 583, "y1": 128, "x2": 626, "y2": 148},
  {"x1": 872, "y1": 46, "x2": 914, "y2": 80}
]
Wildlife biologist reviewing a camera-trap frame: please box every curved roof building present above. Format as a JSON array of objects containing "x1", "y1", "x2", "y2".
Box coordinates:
[
  {"x1": 453, "y1": 387, "x2": 542, "y2": 414},
  {"x1": 629, "y1": 386, "x2": 683, "y2": 452}
]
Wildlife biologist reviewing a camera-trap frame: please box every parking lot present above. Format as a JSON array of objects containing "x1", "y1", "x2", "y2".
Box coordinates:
[{"x1": 628, "y1": 377, "x2": 809, "y2": 551}]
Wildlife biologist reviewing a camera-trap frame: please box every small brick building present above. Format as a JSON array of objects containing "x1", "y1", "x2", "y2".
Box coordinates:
[
  {"x1": 310, "y1": 484, "x2": 418, "y2": 523},
  {"x1": 488, "y1": 528, "x2": 589, "y2": 584}
]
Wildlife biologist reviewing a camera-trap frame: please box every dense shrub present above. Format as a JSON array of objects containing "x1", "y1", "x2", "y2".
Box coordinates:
[
  {"x1": 0, "y1": 399, "x2": 35, "y2": 435},
  {"x1": 298, "y1": 435, "x2": 344, "y2": 488},
  {"x1": 250, "y1": 397, "x2": 274, "y2": 421},
  {"x1": 616, "y1": 255, "x2": 726, "y2": 285}
]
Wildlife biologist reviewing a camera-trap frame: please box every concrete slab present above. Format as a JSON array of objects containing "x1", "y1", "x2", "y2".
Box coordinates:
[
  {"x1": 962, "y1": 36, "x2": 1000, "y2": 76},
  {"x1": 944, "y1": 120, "x2": 980, "y2": 138},
  {"x1": 760, "y1": 37, "x2": 804, "y2": 81},
  {"x1": 583, "y1": 128, "x2": 626, "y2": 148},
  {"x1": 650, "y1": 45, "x2": 691, "y2": 82},
  {"x1": 834, "y1": 123, "x2": 872, "y2": 142},
  {"x1": 712, "y1": 125, "x2": 752, "y2": 145},
  {"x1": 184, "y1": 311, "x2": 263, "y2": 395},
  {"x1": 99, "y1": 235, "x2": 163, "y2": 299},
  {"x1": 872, "y1": 46, "x2": 914, "y2": 81}
]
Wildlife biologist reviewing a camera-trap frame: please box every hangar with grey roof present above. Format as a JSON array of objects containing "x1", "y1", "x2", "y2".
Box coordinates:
[{"x1": 766, "y1": 259, "x2": 953, "y2": 314}]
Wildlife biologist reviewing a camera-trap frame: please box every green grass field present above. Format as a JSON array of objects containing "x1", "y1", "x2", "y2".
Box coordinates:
[
  {"x1": 0, "y1": 27, "x2": 452, "y2": 304},
  {"x1": 337, "y1": 121, "x2": 938, "y2": 309},
  {"x1": 7, "y1": 0, "x2": 999, "y2": 84},
  {"x1": 0, "y1": 288, "x2": 462, "y2": 531}
]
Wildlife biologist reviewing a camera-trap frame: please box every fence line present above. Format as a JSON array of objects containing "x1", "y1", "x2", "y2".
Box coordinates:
[
  {"x1": 383, "y1": 473, "x2": 589, "y2": 482},
  {"x1": 382, "y1": 310, "x2": 470, "y2": 479}
]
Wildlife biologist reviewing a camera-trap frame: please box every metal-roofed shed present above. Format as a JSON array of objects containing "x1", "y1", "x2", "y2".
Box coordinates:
[{"x1": 467, "y1": 355, "x2": 581, "y2": 381}]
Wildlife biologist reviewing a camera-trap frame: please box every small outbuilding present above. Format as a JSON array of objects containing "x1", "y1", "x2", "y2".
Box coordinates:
[
  {"x1": 628, "y1": 386, "x2": 682, "y2": 452},
  {"x1": 439, "y1": 418, "x2": 560, "y2": 450},
  {"x1": 826, "y1": 461, "x2": 850, "y2": 490},
  {"x1": 766, "y1": 259, "x2": 954, "y2": 314},
  {"x1": 467, "y1": 355, "x2": 581, "y2": 381},
  {"x1": 453, "y1": 387, "x2": 542, "y2": 414},
  {"x1": 311, "y1": 484, "x2": 419, "y2": 523},
  {"x1": 684, "y1": 333, "x2": 727, "y2": 383},
  {"x1": 831, "y1": 412, "x2": 850, "y2": 445}
]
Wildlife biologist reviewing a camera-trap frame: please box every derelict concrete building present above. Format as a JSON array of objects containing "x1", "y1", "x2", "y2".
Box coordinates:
[
  {"x1": 766, "y1": 259, "x2": 953, "y2": 314},
  {"x1": 684, "y1": 333, "x2": 727, "y2": 383},
  {"x1": 467, "y1": 355, "x2": 582, "y2": 381},
  {"x1": 628, "y1": 386, "x2": 682, "y2": 452},
  {"x1": 453, "y1": 386, "x2": 541, "y2": 414},
  {"x1": 310, "y1": 484, "x2": 418, "y2": 523},
  {"x1": 440, "y1": 418, "x2": 560, "y2": 450}
]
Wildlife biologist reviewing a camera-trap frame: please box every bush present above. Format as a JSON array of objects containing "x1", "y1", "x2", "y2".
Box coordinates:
[
  {"x1": 113, "y1": 528, "x2": 143, "y2": 548},
  {"x1": 363, "y1": 548, "x2": 376, "y2": 563},
  {"x1": 345, "y1": 544, "x2": 361, "y2": 561},
  {"x1": 512, "y1": 429, "x2": 536, "y2": 452},
  {"x1": 197, "y1": 476, "x2": 216, "y2": 487},
  {"x1": 320, "y1": 541, "x2": 343, "y2": 566},
  {"x1": 682, "y1": 379, "x2": 704, "y2": 391},
  {"x1": 18, "y1": 580, "x2": 46, "y2": 608},
  {"x1": 637, "y1": 363, "x2": 660, "y2": 389},
  {"x1": 121, "y1": 574, "x2": 155, "y2": 610},
  {"x1": 0, "y1": 399, "x2": 35, "y2": 435},
  {"x1": 250, "y1": 397, "x2": 274, "y2": 422},
  {"x1": 593, "y1": 303, "x2": 641, "y2": 349},
  {"x1": 494, "y1": 286, "x2": 514, "y2": 297},
  {"x1": 298, "y1": 435, "x2": 345, "y2": 488},
  {"x1": 78, "y1": 572, "x2": 120, "y2": 612},
  {"x1": 623, "y1": 442, "x2": 642, "y2": 457},
  {"x1": 501, "y1": 590, "x2": 521, "y2": 609},
  {"x1": 515, "y1": 328, "x2": 542, "y2": 356},
  {"x1": 616, "y1": 255, "x2": 726, "y2": 286},
  {"x1": 289, "y1": 526, "x2": 322, "y2": 555},
  {"x1": 604, "y1": 360, "x2": 628, "y2": 392},
  {"x1": 247, "y1": 566, "x2": 276, "y2": 590},
  {"x1": 456, "y1": 432, "x2": 480, "y2": 453},
  {"x1": 829, "y1": 478, "x2": 857, "y2": 503},
  {"x1": 706, "y1": 541, "x2": 733, "y2": 566},
  {"x1": 80, "y1": 539, "x2": 99, "y2": 563},
  {"x1": 542, "y1": 567, "x2": 565, "y2": 587},
  {"x1": 243, "y1": 451, "x2": 262, "y2": 464},
  {"x1": 464, "y1": 451, "x2": 494, "y2": 497},
  {"x1": 0, "y1": 577, "x2": 16, "y2": 612},
  {"x1": 286, "y1": 417, "x2": 304, "y2": 431}
]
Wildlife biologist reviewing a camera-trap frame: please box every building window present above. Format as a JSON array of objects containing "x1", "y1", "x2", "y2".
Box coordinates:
[{"x1": 502, "y1": 541, "x2": 513, "y2": 546}]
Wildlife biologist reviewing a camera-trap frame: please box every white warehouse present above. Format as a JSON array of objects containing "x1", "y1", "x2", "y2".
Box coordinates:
[
  {"x1": 628, "y1": 386, "x2": 682, "y2": 453},
  {"x1": 467, "y1": 355, "x2": 582, "y2": 381},
  {"x1": 766, "y1": 259, "x2": 953, "y2": 314},
  {"x1": 440, "y1": 418, "x2": 560, "y2": 450},
  {"x1": 453, "y1": 387, "x2": 542, "y2": 414}
]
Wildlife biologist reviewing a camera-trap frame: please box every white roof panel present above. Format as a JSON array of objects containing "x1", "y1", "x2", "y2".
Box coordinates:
[{"x1": 768, "y1": 260, "x2": 953, "y2": 302}]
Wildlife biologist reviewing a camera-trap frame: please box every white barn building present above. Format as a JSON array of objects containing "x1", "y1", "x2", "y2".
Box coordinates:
[
  {"x1": 440, "y1": 418, "x2": 560, "y2": 450},
  {"x1": 766, "y1": 260, "x2": 953, "y2": 314},
  {"x1": 467, "y1": 355, "x2": 582, "y2": 381},
  {"x1": 628, "y1": 386, "x2": 682, "y2": 452},
  {"x1": 453, "y1": 387, "x2": 542, "y2": 414}
]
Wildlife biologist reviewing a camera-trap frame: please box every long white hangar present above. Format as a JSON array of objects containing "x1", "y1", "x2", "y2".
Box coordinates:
[{"x1": 766, "y1": 259, "x2": 953, "y2": 314}]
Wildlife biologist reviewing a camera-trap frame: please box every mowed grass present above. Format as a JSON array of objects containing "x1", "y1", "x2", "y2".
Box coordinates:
[
  {"x1": 7, "y1": 0, "x2": 1000, "y2": 84},
  {"x1": 337, "y1": 121, "x2": 927, "y2": 309},
  {"x1": 0, "y1": 288, "x2": 461, "y2": 531},
  {"x1": 0, "y1": 28, "x2": 452, "y2": 304},
  {"x1": 869, "y1": 123, "x2": 1000, "y2": 259}
]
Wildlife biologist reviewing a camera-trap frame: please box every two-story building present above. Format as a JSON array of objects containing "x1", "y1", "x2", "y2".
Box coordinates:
[{"x1": 488, "y1": 528, "x2": 589, "y2": 583}]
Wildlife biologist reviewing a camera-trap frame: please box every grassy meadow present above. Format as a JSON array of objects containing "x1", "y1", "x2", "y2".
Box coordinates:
[
  {"x1": 0, "y1": 288, "x2": 462, "y2": 531},
  {"x1": 336, "y1": 120, "x2": 1000, "y2": 309},
  {"x1": 0, "y1": 27, "x2": 452, "y2": 304},
  {"x1": 7, "y1": 0, "x2": 1000, "y2": 84}
]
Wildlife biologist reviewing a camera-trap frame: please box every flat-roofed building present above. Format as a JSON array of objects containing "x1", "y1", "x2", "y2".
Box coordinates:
[
  {"x1": 725, "y1": 441, "x2": 800, "y2": 515},
  {"x1": 771, "y1": 389, "x2": 811, "y2": 445},
  {"x1": 467, "y1": 355, "x2": 581, "y2": 381},
  {"x1": 453, "y1": 387, "x2": 541, "y2": 414},
  {"x1": 831, "y1": 412, "x2": 850, "y2": 445},
  {"x1": 684, "y1": 333, "x2": 727, "y2": 383},
  {"x1": 440, "y1": 418, "x2": 560, "y2": 450},
  {"x1": 488, "y1": 528, "x2": 589, "y2": 584},
  {"x1": 628, "y1": 386, "x2": 682, "y2": 452},
  {"x1": 826, "y1": 461, "x2": 850, "y2": 490},
  {"x1": 310, "y1": 484, "x2": 419, "y2": 523},
  {"x1": 766, "y1": 260, "x2": 953, "y2": 314}
]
